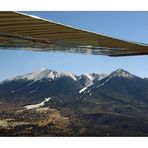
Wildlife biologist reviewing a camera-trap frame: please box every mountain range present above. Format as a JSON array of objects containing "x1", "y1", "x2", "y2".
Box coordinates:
[
  {"x1": 1, "y1": 69, "x2": 148, "y2": 136},
  {"x1": 1, "y1": 68, "x2": 148, "y2": 104},
  {"x1": 0, "y1": 68, "x2": 107, "y2": 101}
]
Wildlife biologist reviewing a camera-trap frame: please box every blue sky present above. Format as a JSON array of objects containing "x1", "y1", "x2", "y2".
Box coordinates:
[{"x1": 1, "y1": 11, "x2": 148, "y2": 81}]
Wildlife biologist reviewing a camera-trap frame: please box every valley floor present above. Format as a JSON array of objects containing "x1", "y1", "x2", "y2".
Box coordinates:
[{"x1": 0, "y1": 104, "x2": 148, "y2": 137}]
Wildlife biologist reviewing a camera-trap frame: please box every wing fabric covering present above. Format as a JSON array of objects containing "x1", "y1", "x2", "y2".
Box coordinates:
[{"x1": 0, "y1": 11, "x2": 148, "y2": 56}]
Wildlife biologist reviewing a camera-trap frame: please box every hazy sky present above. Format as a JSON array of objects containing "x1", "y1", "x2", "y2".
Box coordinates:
[{"x1": 1, "y1": 11, "x2": 148, "y2": 81}]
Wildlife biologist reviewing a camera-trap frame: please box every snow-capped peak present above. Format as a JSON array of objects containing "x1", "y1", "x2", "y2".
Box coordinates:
[
  {"x1": 1, "y1": 68, "x2": 136, "y2": 85},
  {"x1": 110, "y1": 69, "x2": 135, "y2": 79},
  {"x1": 9, "y1": 69, "x2": 77, "y2": 81},
  {"x1": 20, "y1": 69, "x2": 61, "y2": 81},
  {"x1": 96, "y1": 69, "x2": 135, "y2": 88},
  {"x1": 61, "y1": 72, "x2": 77, "y2": 81}
]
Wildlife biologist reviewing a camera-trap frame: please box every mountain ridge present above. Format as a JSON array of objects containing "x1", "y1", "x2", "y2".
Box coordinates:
[
  {"x1": 1, "y1": 68, "x2": 142, "y2": 83},
  {"x1": 0, "y1": 68, "x2": 145, "y2": 97}
]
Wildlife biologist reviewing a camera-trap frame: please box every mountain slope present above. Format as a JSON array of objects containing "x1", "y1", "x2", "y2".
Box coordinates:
[
  {"x1": 0, "y1": 69, "x2": 108, "y2": 103},
  {"x1": 1, "y1": 69, "x2": 148, "y2": 136},
  {"x1": 84, "y1": 69, "x2": 148, "y2": 115}
]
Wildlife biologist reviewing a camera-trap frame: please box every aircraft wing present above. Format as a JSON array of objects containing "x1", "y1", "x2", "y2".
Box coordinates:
[{"x1": 0, "y1": 11, "x2": 148, "y2": 56}]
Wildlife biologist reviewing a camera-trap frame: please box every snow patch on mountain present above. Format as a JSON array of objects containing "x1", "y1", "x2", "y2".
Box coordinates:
[
  {"x1": 23, "y1": 97, "x2": 51, "y2": 110},
  {"x1": 10, "y1": 90, "x2": 16, "y2": 93},
  {"x1": 97, "y1": 75, "x2": 112, "y2": 87},
  {"x1": 79, "y1": 73, "x2": 107, "y2": 93},
  {"x1": 82, "y1": 73, "x2": 107, "y2": 81},
  {"x1": 29, "y1": 87, "x2": 39, "y2": 94},
  {"x1": 79, "y1": 82, "x2": 93, "y2": 93},
  {"x1": 79, "y1": 74, "x2": 94, "y2": 93},
  {"x1": 84, "y1": 74, "x2": 94, "y2": 81}
]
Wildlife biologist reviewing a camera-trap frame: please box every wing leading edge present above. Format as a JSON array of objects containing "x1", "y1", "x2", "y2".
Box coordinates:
[{"x1": 0, "y1": 11, "x2": 148, "y2": 56}]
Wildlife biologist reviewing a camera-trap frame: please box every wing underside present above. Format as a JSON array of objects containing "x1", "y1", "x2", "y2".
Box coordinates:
[{"x1": 0, "y1": 11, "x2": 148, "y2": 56}]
